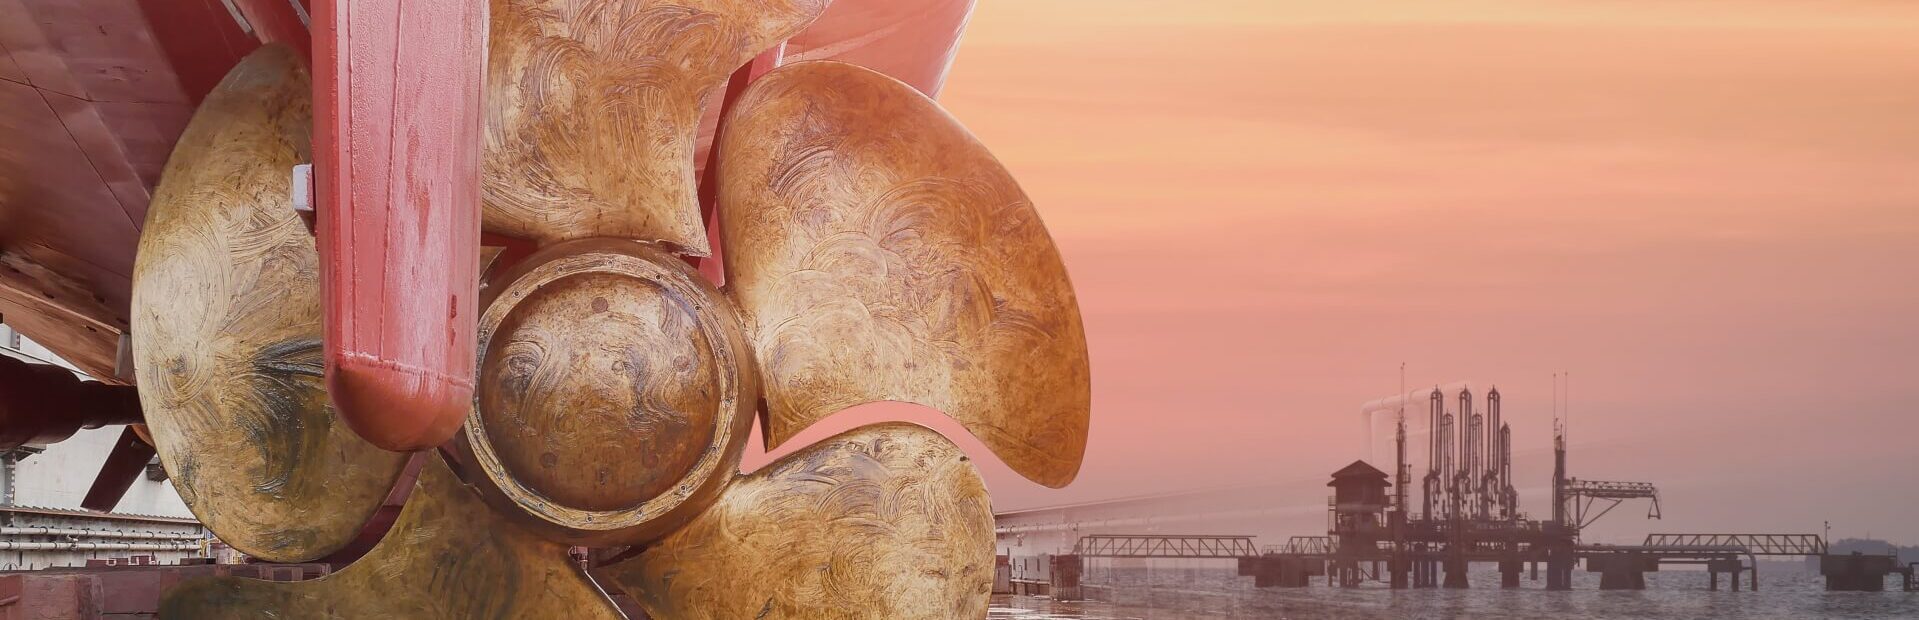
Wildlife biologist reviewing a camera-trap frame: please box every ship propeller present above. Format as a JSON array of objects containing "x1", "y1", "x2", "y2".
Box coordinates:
[
  {"x1": 480, "y1": 0, "x2": 828, "y2": 253},
  {"x1": 147, "y1": 1, "x2": 1088, "y2": 617},
  {"x1": 715, "y1": 61, "x2": 1091, "y2": 489}
]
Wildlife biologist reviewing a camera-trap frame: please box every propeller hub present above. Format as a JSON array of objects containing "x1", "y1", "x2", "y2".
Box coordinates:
[
  {"x1": 452, "y1": 238, "x2": 756, "y2": 545},
  {"x1": 479, "y1": 270, "x2": 722, "y2": 510}
]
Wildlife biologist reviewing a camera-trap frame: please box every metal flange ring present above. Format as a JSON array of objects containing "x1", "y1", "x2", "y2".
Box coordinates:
[{"x1": 448, "y1": 238, "x2": 755, "y2": 546}]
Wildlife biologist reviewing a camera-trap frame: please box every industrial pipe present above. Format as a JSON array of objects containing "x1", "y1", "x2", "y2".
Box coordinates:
[
  {"x1": 0, "y1": 527, "x2": 201, "y2": 540},
  {"x1": 1360, "y1": 382, "x2": 1474, "y2": 416},
  {"x1": 1457, "y1": 387, "x2": 1473, "y2": 484},
  {"x1": 1429, "y1": 388, "x2": 1443, "y2": 477},
  {"x1": 0, "y1": 541, "x2": 199, "y2": 551},
  {"x1": 1439, "y1": 413, "x2": 1455, "y2": 520},
  {"x1": 1361, "y1": 382, "x2": 1472, "y2": 459},
  {"x1": 0, "y1": 354, "x2": 141, "y2": 449}
]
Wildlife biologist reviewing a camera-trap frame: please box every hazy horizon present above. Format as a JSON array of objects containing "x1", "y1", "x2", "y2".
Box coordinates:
[{"x1": 922, "y1": 0, "x2": 1918, "y2": 544}]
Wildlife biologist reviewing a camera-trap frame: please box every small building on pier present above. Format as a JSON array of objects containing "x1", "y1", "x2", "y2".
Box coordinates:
[{"x1": 1328, "y1": 460, "x2": 1390, "y2": 536}]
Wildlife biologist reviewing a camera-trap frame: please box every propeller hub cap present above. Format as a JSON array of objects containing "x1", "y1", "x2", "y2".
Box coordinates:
[{"x1": 453, "y1": 238, "x2": 755, "y2": 545}]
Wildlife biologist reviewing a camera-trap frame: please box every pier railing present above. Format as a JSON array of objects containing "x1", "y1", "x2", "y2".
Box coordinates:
[
  {"x1": 1641, "y1": 534, "x2": 1826, "y2": 556},
  {"x1": 1072, "y1": 535, "x2": 1260, "y2": 559}
]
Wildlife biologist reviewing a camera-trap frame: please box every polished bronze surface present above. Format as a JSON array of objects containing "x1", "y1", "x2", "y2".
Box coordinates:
[
  {"x1": 480, "y1": 270, "x2": 720, "y2": 511},
  {"x1": 600, "y1": 422, "x2": 994, "y2": 619},
  {"x1": 452, "y1": 238, "x2": 756, "y2": 545},
  {"x1": 718, "y1": 61, "x2": 1092, "y2": 488},
  {"x1": 160, "y1": 457, "x2": 625, "y2": 619},
  {"x1": 687, "y1": 0, "x2": 980, "y2": 180},
  {"x1": 130, "y1": 45, "x2": 409, "y2": 562},
  {"x1": 482, "y1": 0, "x2": 829, "y2": 251}
]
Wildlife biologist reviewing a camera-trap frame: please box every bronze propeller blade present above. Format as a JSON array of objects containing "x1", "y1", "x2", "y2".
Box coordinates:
[
  {"x1": 160, "y1": 457, "x2": 624, "y2": 619},
  {"x1": 131, "y1": 45, "x2": 409, "y2": 562},
  {"x1": 599, "y1": 423, "x2": 994, "y2": 619},
  {"x1": 482, "y1": 0, "x2": 829, "y2": 252},
  {"x1": 718, "y1": 61, "x2": 1092, "y2": 487}
]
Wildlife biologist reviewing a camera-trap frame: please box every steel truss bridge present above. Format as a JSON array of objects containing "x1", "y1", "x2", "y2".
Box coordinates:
[
  {"x1": 1071, "y1": 535, "x2": 1260, "y2": 559},
  {"x1": 1260, "y1": 536, "x2": 1336, "y2": 556},
  {"x1": 1638, "y1": 534, "x2": 1826, "y2": 556}
]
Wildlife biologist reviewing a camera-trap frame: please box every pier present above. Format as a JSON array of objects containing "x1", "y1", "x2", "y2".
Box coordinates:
[{"x1": 997, "y1": 385, "x2": 1916, "y2": 599}]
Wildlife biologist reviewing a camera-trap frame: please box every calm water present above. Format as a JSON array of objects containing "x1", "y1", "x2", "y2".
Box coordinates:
[{"x1": 989, "y1": 566, "x2": 1919, "y2": 619}]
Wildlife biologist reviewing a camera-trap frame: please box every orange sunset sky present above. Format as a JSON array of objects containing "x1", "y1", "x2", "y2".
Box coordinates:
[{"x1": 761, "y1": 1, "x2": 1919, "y2": 543}]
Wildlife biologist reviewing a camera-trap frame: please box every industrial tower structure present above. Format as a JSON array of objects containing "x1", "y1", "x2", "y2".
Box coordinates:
[{"x1": 1341, "y1": 385, "x2": 1661, "y2": 589}]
